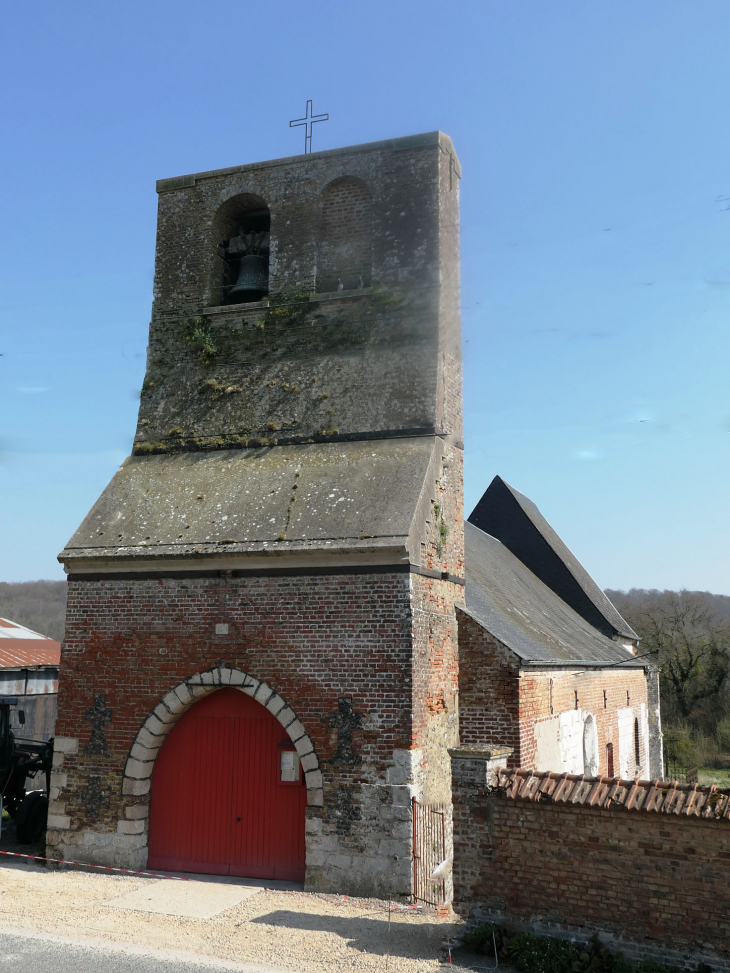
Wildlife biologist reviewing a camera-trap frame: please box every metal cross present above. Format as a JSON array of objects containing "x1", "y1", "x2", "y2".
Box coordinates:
[
  {"x1": 289, "y1": 99, "x2": 329, "y2": 154},
  {"x1": 85, "y1": 693, "x2": 112, "y2": 755}
]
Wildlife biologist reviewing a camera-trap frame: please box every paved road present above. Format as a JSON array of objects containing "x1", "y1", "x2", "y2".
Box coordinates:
[{"x1": 0, "y1": 930, "x2": 288, "y2": 973}]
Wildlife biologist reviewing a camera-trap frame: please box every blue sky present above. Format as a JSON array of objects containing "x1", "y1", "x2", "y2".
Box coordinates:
[{"x1": 1, "y1": 1, "x2": 728, "y2": 593}]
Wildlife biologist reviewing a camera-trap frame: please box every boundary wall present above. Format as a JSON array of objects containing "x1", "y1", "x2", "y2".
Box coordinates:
[{"x1": 451, "y1": 753, "x2": 730, "y2": 972}]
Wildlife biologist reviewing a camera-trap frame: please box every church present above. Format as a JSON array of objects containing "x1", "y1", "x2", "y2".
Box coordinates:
[{"x1": 47, "y1": 131, "x2": 661, "y2": 898}]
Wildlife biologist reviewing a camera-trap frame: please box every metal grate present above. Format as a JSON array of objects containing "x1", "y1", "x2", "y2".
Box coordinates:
[{"x1": 412, "y1": 798, "x2": 446, "y2": 907}]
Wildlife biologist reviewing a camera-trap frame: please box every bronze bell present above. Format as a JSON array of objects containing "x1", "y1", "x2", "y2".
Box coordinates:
[{"x1": 229, "y1": 254, "x2": 269, "y2": 303}]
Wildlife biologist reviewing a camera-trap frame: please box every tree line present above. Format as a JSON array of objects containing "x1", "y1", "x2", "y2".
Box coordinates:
[{"x1": 606, "y1": 588, "x2": 730, "y2": 771}]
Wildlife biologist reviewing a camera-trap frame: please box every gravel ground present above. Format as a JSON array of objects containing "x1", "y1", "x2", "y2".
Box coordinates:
[{"x1": 0, "y1": 855, "x2": 457, "y2": 972}]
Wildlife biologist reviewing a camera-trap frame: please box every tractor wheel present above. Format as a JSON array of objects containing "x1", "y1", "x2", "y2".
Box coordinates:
[{"x1": 15, "y1": 791, "x2": 48, "y2": 844}]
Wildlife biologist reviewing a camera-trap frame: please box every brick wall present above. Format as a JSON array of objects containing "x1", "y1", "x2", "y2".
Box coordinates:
[
  {"x1": 318, "y1": 177, "x2": 372, "y2": 292},
  {"x1": 457, "y1": 616, "x2": 651, "y2": 777},
  {"x1": 49, "y1": 567, "x2": 464, "y2": 896},
  {"x1": 451, "y1": 759, "x2": 730, "y2": 971}
]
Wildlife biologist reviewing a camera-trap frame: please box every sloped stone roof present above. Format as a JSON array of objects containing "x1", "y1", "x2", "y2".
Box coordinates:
[{"x1": 59, "y1": 437, "x2": 441, "y2": 566}]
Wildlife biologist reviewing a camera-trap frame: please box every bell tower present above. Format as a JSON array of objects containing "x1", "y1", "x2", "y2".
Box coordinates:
[{"x1": 53, "y1": 132, "x2": 464, "y2": 898}]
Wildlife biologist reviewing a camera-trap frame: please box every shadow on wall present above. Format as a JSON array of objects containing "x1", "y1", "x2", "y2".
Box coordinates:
[{"x1": 249, "y1": 910, "x2": 445, "y2": 959}]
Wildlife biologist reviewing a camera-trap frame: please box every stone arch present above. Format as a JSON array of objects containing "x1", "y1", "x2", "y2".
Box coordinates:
[
  {"x1": 317, "y1": 175, "x2": 372, "y2": 292},
  {"x1": 209, "y1": 192, "x2": 271, "y2": 305},
  {"x1": 121, "y1": 666, "x2": 323, "y2": 810}
]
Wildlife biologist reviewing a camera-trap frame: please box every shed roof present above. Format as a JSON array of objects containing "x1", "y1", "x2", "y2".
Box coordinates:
[
  {"x1": 0, "y1": 619, "x2": 60, "y2": 668},
  {"x1": 463, "y1": 522, "x2": 641, "y2": 666},
  {"x1": 468, "y1": 476, "x2": 637, "y2": 641}
]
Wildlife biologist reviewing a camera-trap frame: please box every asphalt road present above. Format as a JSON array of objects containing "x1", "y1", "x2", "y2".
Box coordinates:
[{"x1": 0, "y1": 930, "x2": 288, "y2": 973}]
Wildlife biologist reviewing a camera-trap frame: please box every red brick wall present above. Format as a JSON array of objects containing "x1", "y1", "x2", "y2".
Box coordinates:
[
  {"x1": 451, "y1": 771, "x2": 730, "y2": 970},
  {"x1": 518, "y1": 668, "x2": 649, "y2": 775},
  {"x1": 56, "y1": 570, "x2": 416, "y2": 829},
  {"x1": 456, "y1": 618, "x2": 650, "y2": 777},
  {"x1": 456, "y1": 613, "x2": 521, "y2": 759}
]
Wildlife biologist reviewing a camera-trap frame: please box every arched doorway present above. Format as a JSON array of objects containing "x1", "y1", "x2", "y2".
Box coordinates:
[{"x1": 147, "y1": 688, "x2": 307, "y2": 879}]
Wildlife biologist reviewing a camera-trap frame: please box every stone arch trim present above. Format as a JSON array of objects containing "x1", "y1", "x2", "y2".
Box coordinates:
[{"x1": 121, "y1": 666, "x2": 323, "y2": 808}]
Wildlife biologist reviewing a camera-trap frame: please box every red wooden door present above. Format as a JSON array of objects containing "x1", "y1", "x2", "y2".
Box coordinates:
[{"x1": 148, "y1": 688, "x2": 306, "y2": 879}]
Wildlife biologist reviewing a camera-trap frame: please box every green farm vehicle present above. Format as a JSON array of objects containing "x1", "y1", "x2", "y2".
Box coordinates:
[{"x1": 0, "y1": 696, "x2": 53, "y2": 843}]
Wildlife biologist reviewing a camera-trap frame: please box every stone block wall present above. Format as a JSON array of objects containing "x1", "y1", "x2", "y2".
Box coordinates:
[{"x1": 451, "y1": 757, "x2": 730, "y2": 971}]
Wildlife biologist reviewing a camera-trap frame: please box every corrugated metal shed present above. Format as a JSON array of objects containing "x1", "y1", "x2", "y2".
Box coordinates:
[{"x1": 0, "y1": 618, "x2": 61, "y2": 668}]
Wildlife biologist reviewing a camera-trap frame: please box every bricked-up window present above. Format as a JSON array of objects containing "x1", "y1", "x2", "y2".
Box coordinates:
[
  {"x1": 210, "y1": 193, "x2": 270, "y2": 306},
  {"x1": 606, "y1": 742, "x2": 614, "y2": 777},
  {"x1": 317, "y1": 176, "x2": 372, "y2": 292}
]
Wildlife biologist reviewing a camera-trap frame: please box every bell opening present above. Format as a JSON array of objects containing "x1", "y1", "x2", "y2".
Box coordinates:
[{"x1": 221, "y1": 207, "x2": 270, "y2": 305}]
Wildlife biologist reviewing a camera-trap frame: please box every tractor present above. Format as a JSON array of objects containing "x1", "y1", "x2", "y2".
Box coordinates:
[{"x1": 0, "y1": 696, "x2": 53, "y2": 844}]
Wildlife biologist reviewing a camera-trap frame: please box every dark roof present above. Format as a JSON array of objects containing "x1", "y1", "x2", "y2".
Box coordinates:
[
  {"x1": 496, "y1": 769, "x2": 730, "y2": 819},
  {"x1": 468, "y1": 476, "x2": 637, "y2": 641},
  {"x1": 463, "y1": 521, "x2": 642, "y2": 666}
]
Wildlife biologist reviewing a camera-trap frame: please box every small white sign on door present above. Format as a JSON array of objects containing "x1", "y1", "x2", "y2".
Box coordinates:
[{"x1": 280, "y1": 750, "x2": 299, "y2": 782}]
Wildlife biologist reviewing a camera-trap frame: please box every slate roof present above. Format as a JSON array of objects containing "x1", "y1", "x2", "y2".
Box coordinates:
[
  {"x1": 462, "y1": 521, "x2": 642, "y2": 666},
  {"x1": 468, "y1": 476, "x2": 637, "y2": 641},
  {"x1": 496, "y1": 768, "x2": 730, "y2": 820},
  {"x1": 59, "y1": 437, "x2": 440, "y2": 566}
]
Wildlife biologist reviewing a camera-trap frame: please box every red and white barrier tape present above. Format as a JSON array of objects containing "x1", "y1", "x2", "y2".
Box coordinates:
[{"x1": 0, "y1": 848, "x2": 190, "y2": 880}]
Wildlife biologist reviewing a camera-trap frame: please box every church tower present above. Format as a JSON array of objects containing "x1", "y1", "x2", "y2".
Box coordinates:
[{"x1": 49, "y1": 132, "x2": 463, "y2": 897}]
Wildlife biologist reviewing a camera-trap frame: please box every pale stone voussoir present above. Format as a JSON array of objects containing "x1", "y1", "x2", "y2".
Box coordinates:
[
  {"x1": 276, "y1": 706, "x2": 296, "y2": 728},
  {"x1": 307, "y1": 788, "x2": 324, "y2": 807},
  {"x1": 130, "y1": 742, "x2": 160, "y2": 763},
  {"x1": 301, "y1": 752, "x2": 319, "y2": 773},
  {"x1": 162, "y1": 691, "x2": 183, "y2": 714},
  {"x1": 228, "y1": 669, "x2": 246, "y2": 686},
  {"x1": 286, "y1": 719, "x2": 306, "y2": 742},
  {"x1": 294, "y1": 735, "x2": 314, "y2": 757},
  {"x1": 122, "y1": 777, "x2": 151, "y2": 796},
  {"x1": 254, "y1": 682, "x2": 274, "y2": 704},
  {"x1": 219, "y1": 668, "x2": 233, "y2": 685},
  {"x1": 125, "y1": 757, "x2": 155, "y2": 779},
  {"x1": 305, "y1": 769, "x2": 323, "y2": 789},
  {"x1": 265, "y1": 694, "x2": 286, "y2": 716},
  {"x1": 241, "y1": 677, "x2": 260, "y2": 696}
]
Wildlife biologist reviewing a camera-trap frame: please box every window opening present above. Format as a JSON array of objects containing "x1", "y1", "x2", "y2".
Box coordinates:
[
  {"x1": 574, "y1": 689, "x2": 579, "y2": 710},
  {"x1": 549, "y1": 678, "x2": 554, "y2": 715},
  {"x1": 212, "y1": 195, "x2": 271, "y2": 306},
  {"x1": 626, "y1": 690, "x2": 630, "y2": 706},
  {"x1": 603, "y1": 689, "x2": 607, "y2": 709},
  {"x1": 634, "y1": 718, "x2": 641, "y2": 770}
]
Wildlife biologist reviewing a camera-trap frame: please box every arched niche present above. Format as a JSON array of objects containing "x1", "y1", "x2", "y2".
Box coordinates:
[
  {"x1": 583, "y1": 714, "x2": 598, "y2": 777},
  {"x1": 317, "y1": 176, "x2": 372, "y2": 293},
  {"x1": 211, "y1": 193, "x2": 270, "y2": 305}
]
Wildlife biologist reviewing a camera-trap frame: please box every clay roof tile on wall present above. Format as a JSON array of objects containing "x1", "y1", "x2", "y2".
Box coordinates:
[{"x1": 495, "y1": 769, "x2": 730, "y2": 821}]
